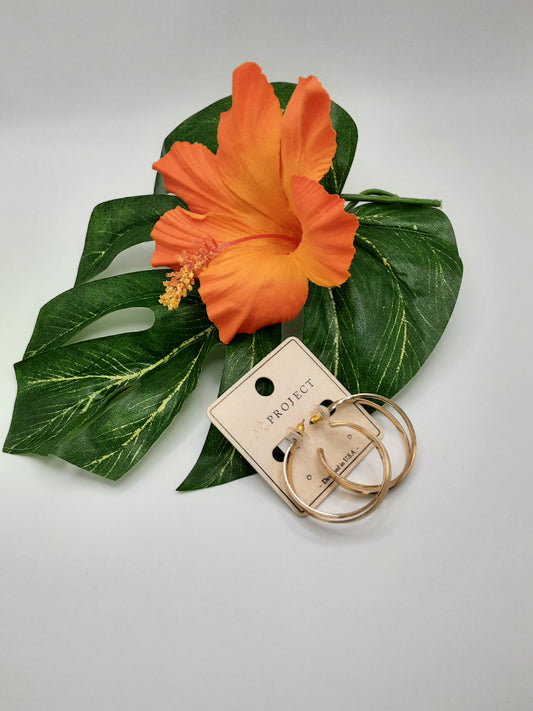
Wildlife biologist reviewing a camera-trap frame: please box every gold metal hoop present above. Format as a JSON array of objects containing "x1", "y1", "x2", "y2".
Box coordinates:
[
  {"x1": 316, "y1": 393, "x2": 416, "y2": 495},
  {"x1": 282, "y1": 425, "x2": 391, "y2": 523}
]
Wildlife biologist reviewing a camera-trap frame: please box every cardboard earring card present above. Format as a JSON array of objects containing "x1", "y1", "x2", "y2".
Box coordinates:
[{"x1": 208, "y1": 338, "x2": 382, "y2": 515}]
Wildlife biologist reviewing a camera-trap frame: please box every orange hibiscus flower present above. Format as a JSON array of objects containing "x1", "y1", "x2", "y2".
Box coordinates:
[{"x1": 151, "y1": 62, "x2": 358, "y2": 344}]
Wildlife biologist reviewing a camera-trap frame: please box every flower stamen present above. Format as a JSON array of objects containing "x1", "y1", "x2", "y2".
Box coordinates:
[
  {"x1": 159, "y1": 236, "x2": 220, "y2": 310},
  {"x1": 159, "y1": 233, "x2": 300, "y2": 311}
]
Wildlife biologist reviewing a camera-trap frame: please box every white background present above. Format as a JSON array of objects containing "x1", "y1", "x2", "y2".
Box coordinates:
[{"x1": 1, "y1": 1, "x2": 532, "y2": 709}]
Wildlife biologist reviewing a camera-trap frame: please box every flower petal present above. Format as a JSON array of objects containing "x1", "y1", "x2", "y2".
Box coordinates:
[
  {"x1": 199, "y1": 238, "x2": 308, "y2": 343},
  {"x1": 151, "y1": 207, "x2": 212, "y2": 268},
  {"x1": 289, "y1": 176, "x2": 357, "y2": 286},
  {"x1": 153, "y1": 141, "x2": 293, "y2": 238},
  {"x1": 216, "y1": 62, "x2": 297, "y2": 235},
  {"x1": 153, "y1": 141, "x2": 237, "y2": 215},
  {"x1": 281, "y1": 75, "x2": 337, "y2": 196}
]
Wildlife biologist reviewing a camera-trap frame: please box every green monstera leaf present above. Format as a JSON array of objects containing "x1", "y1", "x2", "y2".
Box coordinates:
[
  {"x1": 4, "y1": 271, "x2": 217, "y2": 479},
  {"x1": 303, "y1": 203, "x2": 463, "y2": 396},
  {"x1": 4, "y1": 191, "x2": 223, "y2": 480},
  {"x1": 75, "y1": 194, "x2": 185, "y2": 284}
]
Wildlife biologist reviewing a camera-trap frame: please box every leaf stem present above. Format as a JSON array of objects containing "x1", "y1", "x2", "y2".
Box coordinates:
[{"x1": 341, "y1": 190, "x2": 442, "y2": 208}]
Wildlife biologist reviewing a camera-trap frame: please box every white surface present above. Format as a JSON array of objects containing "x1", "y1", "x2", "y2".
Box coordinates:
[{"x1": 1, "y1": 1, "x2": 532, "y2": 709}]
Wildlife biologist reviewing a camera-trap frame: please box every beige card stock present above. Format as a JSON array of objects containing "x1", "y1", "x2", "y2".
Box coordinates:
[{"x1": 208, "y1": 338, "x2": 382, "y2": 515}]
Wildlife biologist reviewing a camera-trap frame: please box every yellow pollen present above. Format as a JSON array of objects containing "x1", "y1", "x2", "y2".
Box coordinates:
[{"x1": 159, "y1": 237, "x2": 220, "y2": 310}]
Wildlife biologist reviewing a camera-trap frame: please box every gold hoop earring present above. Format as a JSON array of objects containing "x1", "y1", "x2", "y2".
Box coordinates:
[
  {"x1": 282, "y1": 423, "x2": 391, "y2": 524},
  {"x1": 313, "y1": 393, "x2": 416, "y2": 495}
]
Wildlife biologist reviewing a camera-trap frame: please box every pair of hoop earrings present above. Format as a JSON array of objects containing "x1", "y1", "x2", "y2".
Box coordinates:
[{"x1": 282, "y1": 393, "x2": 417, "y2": 524}]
